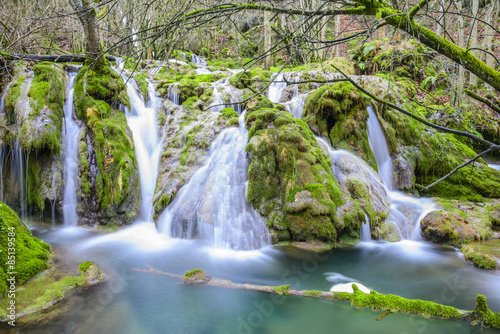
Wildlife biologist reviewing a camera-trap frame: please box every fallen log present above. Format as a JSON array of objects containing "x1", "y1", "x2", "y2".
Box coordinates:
[
  {"x1": 0, "y1": 52, "x2": 117, "y2": 63},
  {"x1": 132, "y1": 265, "x2": 500, "y2": 330}
]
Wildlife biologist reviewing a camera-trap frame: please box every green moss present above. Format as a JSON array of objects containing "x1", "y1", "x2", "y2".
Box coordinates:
[
  {"x1": 184, "y1": 269, "x2": 206, "y2": 278},
  {"x1": 0, "y1": 201, "x2": 50, "y2": 295},
  {"x1": 74, "y1": 61, "x2": 140, "y2": 225},
  {"x1": 22, "y1": 275, "x2": 86, "y2": 314},
  {"x1": 4, "y1": 73, "x2": 27, "y2": 124},
  {"x1": 273, "y1": 285, "x2": 290, "y2": 295},
  {"x1": 462, "y1": 246, "x2": 497, "y2": 270},
  {"x1": 134, "y1": 72, "x2": 149, "y2": 101},
  {"x1": 245, "y1": 106, "x2": 345, "y2": 243},
  {"x1": 78, "y1": 261, "x2": 93, "y2": 273},
  {"x1": 303, "y1": 82, "x2": 375, "y2": 169},
  {"x1": 341, "y1": 284, "x2": 462, "y2": 319},
  {"x1": 473, "y1": 295, "x2": 500, "y2": 329},
  {"x1": 303, "y1": 289, "x2": 322, "y2": 297}
]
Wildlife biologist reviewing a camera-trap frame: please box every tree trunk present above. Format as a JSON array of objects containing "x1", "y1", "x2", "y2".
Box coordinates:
[
  {"x1": 69, "y1": 0, "x2": 101, "y2": 57},
  {"x1": 334, "y1": 14, "x2": 341, "y2": 57},
  {"x1": 264, "y1": 10, "x2": 272, "y2": 69},
  {"x1": 483, "y1": 0, "x2": 499, "y2": 90},
  {"x1": 469, "y1": 0, "x2": 480, "y2": 86}
]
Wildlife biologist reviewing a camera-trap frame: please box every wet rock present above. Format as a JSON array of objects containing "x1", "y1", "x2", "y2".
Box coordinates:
[
  {"x1": 420, "y1": 211, "x2": 481, "y2": 246},
  {"x1": 392, "y1": 153, "x2": 415, "y2": 190}
]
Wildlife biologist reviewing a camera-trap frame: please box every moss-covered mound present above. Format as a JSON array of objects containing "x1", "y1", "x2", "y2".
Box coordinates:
[
  {"x1": 0, "y1": 201, "x2": 50, "y2": 295},
  {"x1": 74, "y1": 61, "x2": 140, "y2": 227},
  {"x1": 302, "y1": 82, "x2": 376, "y2": 169},
  {"x1": 245, "y1": 104, "x2": 349, "y2": 243}
]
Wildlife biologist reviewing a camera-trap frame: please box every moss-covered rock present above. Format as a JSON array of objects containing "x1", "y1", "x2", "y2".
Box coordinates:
[
  {"x1": 0, "y1": 201, "x2": 50, "y2": 295},
  {"x1": 303, "y1": 82, "x2": 376, "y2": 169},
  {"x1": 74, "y1": 61, "x2": 140, "y2": 227},
  {"x1": 245, "y1": 105, "x2": 348, "y2": 243},
  {"x1": 420, "y1": 211, "x2": 482, "y2": 246},
  {"x1": 461, "y1": 245, "x2": 498, "y2": 270}
]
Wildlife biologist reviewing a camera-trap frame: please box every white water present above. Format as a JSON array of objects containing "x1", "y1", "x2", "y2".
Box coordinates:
[
  {"x1": 167, "y1": 84, "x2": 180, "y2": 105},
  {"x1": 123, "y1": 79, "x2": 162, "y2": 222},
  {"x1": 366, "y1": 106, "x2": 436, "y2": 240},
  {"x1": 267, "y1": 73, "x2": 287, "y2": 103},
  {"x1": 158, "y1": 112, "x2": 270, "y2": 250},
  {"x1": 209, "y1": 78, "x2": 243, "y2": 113},
  {"x1": 489, "y1": 163, "x2": 500, "y2": 171},
  {"x1": 361, "y1": 214, "x2": 372, "y2": 241},
  {"x1": 62, "y1": 71, "x2": 81, "y2": 226}
]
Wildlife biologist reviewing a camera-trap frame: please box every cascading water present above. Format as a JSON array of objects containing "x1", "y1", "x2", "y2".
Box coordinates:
[
  {"x1": 367, "y1": 107, "x2": 394, "y2": 189},
  {"x1": 158, "y1": 112, "x2": 270, "y2": 250},
  {"x1": 62, "y1": 70, "x2": 81, "y2": 226},
  {"x1": 267, "y1": 73, "x2": 287, "y2": 103},
  {"x1": 123, "y1": 77, "x2": 162, "y2": 222},
  {"x1": 366, "y1": 106, "x2": 436, "y2": 240},
  {"x1": 361, "y1": 214, "x2": 372, "y2": 241},
  {"x1": 167, "y1": 84, "x2": 180, "y2": 105}
]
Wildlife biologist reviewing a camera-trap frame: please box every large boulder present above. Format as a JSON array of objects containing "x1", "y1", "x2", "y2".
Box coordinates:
[{"x1": 420, "y1": 211, "x2": 482, "y2": 246}]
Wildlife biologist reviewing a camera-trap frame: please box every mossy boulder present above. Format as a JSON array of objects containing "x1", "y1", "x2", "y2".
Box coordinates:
[
  {"x1": 420, "y1": 211, "x2": 482, "y2": 246},
  {"x1": 461, "y1": 245, "x2": 498, "y2": 270},
  {"x1": 0, "y1": 201, "x2": 50, "y2": 295},
  {"x1": 245, "y1": 105, "x2": 348, "y2": 243},
  {"x1": 74, "y1": 61, "x2": 141, "y2": 227},
  {"x1": 303, "y1": 82, "x2": 376, "y2": 169}
]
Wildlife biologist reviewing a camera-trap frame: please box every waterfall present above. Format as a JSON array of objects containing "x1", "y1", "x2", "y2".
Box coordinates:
[
  {"x1": 158, "y1": 112, "x2": 271, "y2": 250},
  {"x1": 267, "y1": 73, "x2": 287, "y2": 103},
  {"x1": 123, "y1": 78, "x2": 161, "y2": 222},
  {"x1": 360, "y1": 214, "x2": 372, "y2": 241},
  {"x1": 167, "y1": 84, "x2": 180, "y2": 105},
  {"x1": 366, "y1": 106, "x2": 436, "y2": 240},
  {"x1": 490, "y1": 163, "x2": 500, "y2": 171},
  {"x1": 62, "y1": 70, "x2": 81, "y2": 226},
  {"x1": 191, "y1": 54, "x2": 211, "y2": 75},
  {"x1": 367, "y1": 106, "x2": 394, "y2": 189}
]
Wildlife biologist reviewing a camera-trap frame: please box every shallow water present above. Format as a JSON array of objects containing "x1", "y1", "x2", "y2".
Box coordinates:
[{"x1": 3, "y1": 221, "x2": 498, "y2": 334}]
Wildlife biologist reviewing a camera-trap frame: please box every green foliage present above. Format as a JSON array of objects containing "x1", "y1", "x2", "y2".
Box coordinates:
[
  {"x1": 473, "y1": 295, "x2": 500, "y2": 329},
  {"x1": 0, "y1": 201, "x2": 50, "y2": 295}
]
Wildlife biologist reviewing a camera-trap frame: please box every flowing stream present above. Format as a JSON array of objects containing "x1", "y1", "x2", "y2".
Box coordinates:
[
  {"x1": 157, "y1": 112, "x2": 270, "y2": 250},
  {"x1": 62, "y1": 70, "x2": 80, "y2": 226}
]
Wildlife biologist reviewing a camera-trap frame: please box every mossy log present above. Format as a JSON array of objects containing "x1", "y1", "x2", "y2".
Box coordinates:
[
  {"x1": 132, "y1": 266, "x2": 500, "y2": 330},
  {"x1": 0, "y1": 52, "x2": 116, "y2": 63}
]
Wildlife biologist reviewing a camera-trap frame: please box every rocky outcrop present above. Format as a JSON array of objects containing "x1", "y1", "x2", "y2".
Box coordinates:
[{"x1": 74, "y1": 61, "x2": 141, "y2": 227}]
